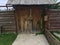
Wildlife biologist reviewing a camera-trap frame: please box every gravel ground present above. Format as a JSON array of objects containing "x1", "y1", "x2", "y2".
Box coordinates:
[{"x1": 12, "y1": 34, "x2": 49, "y2": 45}]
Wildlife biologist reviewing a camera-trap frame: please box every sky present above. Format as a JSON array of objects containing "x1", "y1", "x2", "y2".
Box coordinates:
[
  {"x1": 57, "y1": 0, "x2": 60, "y2": 2},
  {"x1": 0, "y1": 0, "x2": 11, "y2": 10},
  {"x1": 0, "y1": 0, "x2": 60, "y2": 10},
  {"x1": 0, "y1": 0, "x2": 8, "y2": 5}
]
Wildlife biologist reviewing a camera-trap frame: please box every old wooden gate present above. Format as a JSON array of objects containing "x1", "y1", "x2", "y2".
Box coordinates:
[{"x1": 15, "y1": 7, "x2": 42, "y2": 33}]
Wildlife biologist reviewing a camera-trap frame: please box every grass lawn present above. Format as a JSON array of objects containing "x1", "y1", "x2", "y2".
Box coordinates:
[
  {"x1": 51, "y1": 31, "x2": 60, "y2": 41},
  {"x1": 0, "y1": 33, "x2": 17, "y2": 45}
]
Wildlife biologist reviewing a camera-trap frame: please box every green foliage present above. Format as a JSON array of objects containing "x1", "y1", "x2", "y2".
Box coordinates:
[
  {"x1": 0, "y1": 33, "x2": 17, "y2": 45},
  {"x1": 51, "y1": 31, "x2": 60, "y2": 34},
  {"x1": 48, "y1": 4, "x2": 60, "y2": 9},
  {"x1": 36, "y1": 9, "x2": 46, "y2": 35},
  {"x1": 55, "y1": 31, "x2": 60, "y2": 34}
]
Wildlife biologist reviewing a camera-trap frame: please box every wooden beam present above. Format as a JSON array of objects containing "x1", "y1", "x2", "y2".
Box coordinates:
[
  {"x1": 0, "y1": 6, "x2": 12, "y2": 7},
  {"x1": 14, "y1": 10, "x2": 19, "y2": 33}
]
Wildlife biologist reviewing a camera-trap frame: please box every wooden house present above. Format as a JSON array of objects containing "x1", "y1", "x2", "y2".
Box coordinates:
[{"x1": 4, "y1": 0, "x2": 56, "y2": 33}]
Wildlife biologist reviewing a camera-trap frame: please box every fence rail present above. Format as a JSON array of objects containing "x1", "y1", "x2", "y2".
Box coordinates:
[{"x1": 45, "y1": 30, "x2": 60, "y2": 45}]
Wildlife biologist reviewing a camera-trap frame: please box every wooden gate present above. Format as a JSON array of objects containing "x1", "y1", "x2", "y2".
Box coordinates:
[{"x1": 15, "y1": 6, "x2": 42, "y2": 33}]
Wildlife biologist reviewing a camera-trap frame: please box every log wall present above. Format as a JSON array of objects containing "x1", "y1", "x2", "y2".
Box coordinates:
[
  {"x1": 47, "y1": 9, "x2": 60, "y2": 30},
  {"x1": 0, "y1": 10, "x2": 16, "y2": 33}
]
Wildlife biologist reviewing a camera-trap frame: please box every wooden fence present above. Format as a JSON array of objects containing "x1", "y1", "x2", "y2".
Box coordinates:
[
  {"x1": 44, "y1": 30, "x2": 60, "y2": 45},
  {"x1": 45, "y1": 9, "x2": 60, "y2": 45},
  {"x1": 0, "y1": 10, "x2": 16, "y2": 33}
]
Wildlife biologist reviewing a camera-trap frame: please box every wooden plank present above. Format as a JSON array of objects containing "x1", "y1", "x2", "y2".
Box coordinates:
[
  {"x1": 2, "y1": 30, "x2": 16, "y2": 32},
  {"x1": 0, "y1": 10, "x2": 16, "y2": 33},
  {"x1": 0, "y1": 13, "x2": 14, "y2": 15},
  {"x1": 0, "y1": 15, "x2": 14, "y2": 16},
  {"x1": 48, "y1": 9, "x2": 60, "y2": 30}
]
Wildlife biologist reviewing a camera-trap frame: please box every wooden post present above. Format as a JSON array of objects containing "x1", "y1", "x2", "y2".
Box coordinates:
[
  {"x1": 14, "y1": 10, "x2": 19, "y2": 33},
  {"x1": 0, "y1": 26, "x2": 1, "y2": 34}
]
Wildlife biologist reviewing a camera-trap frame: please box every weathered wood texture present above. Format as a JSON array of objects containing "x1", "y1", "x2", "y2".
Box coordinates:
[
  {"x1": 0, "y1": 10, "x2": 16, "y2": 33},
  {"x1": 45, "y1": 30, "x2": 60, "y2": 45},
  {"x1": 46, "y1": 9, "x2": 60, "y2": 30},
  {"x1": 7, "y1": 0, "x2": 56, "y2": 5},
  {"x1": 14, "y1": 6, "x2": 43, "y2": 33}
]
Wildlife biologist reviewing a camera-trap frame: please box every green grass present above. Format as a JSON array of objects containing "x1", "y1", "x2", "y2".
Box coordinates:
[
  {"x1": 51, "y1": 31, "x2": 60, "y2": 34},
  {"x1": 51, "y1": 31, "x2": 60, "y2": 41},
  {"x1": 54, "y1": 31, "x2": 60, "y2": 34},
  {"x1": 0, "y1": 33, "x2": 17, "y2": 45},
  {"x1": 53, "y1": 34, "x2": 60, "y2": 41}
]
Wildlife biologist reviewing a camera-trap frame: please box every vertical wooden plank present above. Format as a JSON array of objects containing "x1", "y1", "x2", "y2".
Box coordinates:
[{"x1": 14, "y1": 10, "x2": 19, "y2": 33}]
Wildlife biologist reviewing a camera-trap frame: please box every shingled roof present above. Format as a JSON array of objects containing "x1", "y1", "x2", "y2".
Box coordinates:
[{"x1": 7, "y1": 0, "x2": 56, "y2": 5}]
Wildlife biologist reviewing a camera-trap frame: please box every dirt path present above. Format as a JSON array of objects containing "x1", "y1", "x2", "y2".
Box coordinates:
[{"x1": 12, "y1": 34, "x2": 49, "y2": 45}]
